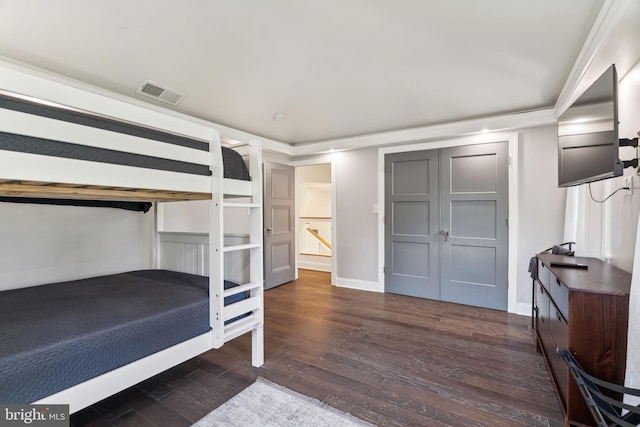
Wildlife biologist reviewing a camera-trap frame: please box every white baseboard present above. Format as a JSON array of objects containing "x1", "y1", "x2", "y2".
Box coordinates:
[
  {"x1": 515, "y1": 301, "x2": 533, "y2": 317},
  {"x1": 298, "y1": 259, "x2": 331, "y2": 272},
  {"x1": 335, "y1": 276, "x2": 382, "y2": 293},
  {"x1": 335, "y1": 275, "x2": 532, "y2": 313}
]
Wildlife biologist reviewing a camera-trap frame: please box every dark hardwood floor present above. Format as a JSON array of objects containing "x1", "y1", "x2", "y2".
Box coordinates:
[{"x1": 71, "y1": 269, "x2": 564, "y2": 426}]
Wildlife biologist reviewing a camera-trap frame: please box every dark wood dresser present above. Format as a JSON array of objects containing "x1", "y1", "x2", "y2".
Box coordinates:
[{"x1": 534, "y1": 253, "x2": 631, "y2": 426}]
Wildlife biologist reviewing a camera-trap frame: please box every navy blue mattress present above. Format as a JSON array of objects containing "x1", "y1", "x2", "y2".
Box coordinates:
[{"x1": 0, "y1": 270, "x2": 244, "y2": 403}]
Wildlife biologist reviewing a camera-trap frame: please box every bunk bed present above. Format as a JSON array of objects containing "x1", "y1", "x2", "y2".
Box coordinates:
[{"x1": 0, "y1": 89, "x2": 264, "y2": 412}]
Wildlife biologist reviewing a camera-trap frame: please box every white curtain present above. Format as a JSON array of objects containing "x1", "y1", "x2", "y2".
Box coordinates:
[
  {"x1": 566, "y1": 183, "x2": 640, "y2": 406},
  {"x1": 626, "y1": 211, "x2": 640, "y2": 406},
  {"x1": 563, "y1": 184, "x2": 606, "y2": 259}
]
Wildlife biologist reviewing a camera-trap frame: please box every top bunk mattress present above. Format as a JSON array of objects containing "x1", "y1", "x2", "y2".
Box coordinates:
[
  {"x1": 0, "y1": 270, "x2": 243, "y2": 403},
  {"x1": 0, "y1": 91, "x2": 252, "y2": 204},
  {"x1": 0, "y1": 90, "x2": 250, "y2": 181}
]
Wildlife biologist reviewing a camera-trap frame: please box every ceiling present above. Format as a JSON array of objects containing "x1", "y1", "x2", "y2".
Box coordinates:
[{"x1": 0, "y1": 1, "x2": 604, "y2": 145}]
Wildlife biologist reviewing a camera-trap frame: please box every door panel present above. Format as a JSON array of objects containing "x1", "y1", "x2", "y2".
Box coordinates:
[
  {"x1": 264, "y1": 161, "x2": 295, "y2": 289},
  {"x1": 271, "y1": 205, "x2": 292, "y2": 235},
  {"x1": 450, "y1": 200, "x2": 497, "y2": 238},
  {"x1": 439, "y1": 142, "x2": 509, "y2": 310},
  {"x1": 393, "y1": 201, "x2": 430, "y2": 236},
  {"x1": 450, "y1": 153, "x2": 499, "y2": 193},
  {"x1": 271, "y1": 241, "x2": 293, "y2": 273},
  {"x1": 385, "y1": 150, "x2": 439, "y2": 299}
]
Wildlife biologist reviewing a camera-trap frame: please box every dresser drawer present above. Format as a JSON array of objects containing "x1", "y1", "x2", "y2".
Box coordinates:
[
  {"x1": 535, "y1": 282, "x2": 556, "y2": 360},
  {"x1": 549, "y1": 308, "x2": 569, "y2": 406},
  {"x1": 537, "y1": 259, "x2": 550, "y2": 291},
  {"x1": 535, "y1": 281, "x2": 550, "y2": 332},
  {"x1": 550, "y1": 306, "x2": 568, "y2": 350},
  {"x1": 548, "y1": 271, "x2": 569, "y2": 320}
]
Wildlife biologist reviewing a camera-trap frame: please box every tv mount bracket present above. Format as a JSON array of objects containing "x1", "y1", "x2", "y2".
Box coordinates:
[{"x1": 620, "y1": 137, "x2": 640, "y2": 169}]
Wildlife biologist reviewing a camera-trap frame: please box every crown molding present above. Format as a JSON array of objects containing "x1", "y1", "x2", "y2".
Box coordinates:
[
  {"x1": 554, "y1": 0, "x2": 632, "y2": 117},
  {"x1": 290, "y1": 108, "x2": 555, "y2": 157}
]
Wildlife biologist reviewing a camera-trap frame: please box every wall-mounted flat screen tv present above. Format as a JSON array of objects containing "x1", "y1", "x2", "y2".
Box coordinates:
[{"x1": 558, "y1": 64, "x2": 621, "y2": 187}]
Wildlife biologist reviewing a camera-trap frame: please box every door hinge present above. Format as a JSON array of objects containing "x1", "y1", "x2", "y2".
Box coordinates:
[{"x1": 506, "y1": 218, "x2": 509, "y2": 228}]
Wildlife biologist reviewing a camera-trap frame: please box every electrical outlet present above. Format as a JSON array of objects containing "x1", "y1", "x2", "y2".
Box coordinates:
[{"x1": 625, "y1": 176, "x2": 633, "y2": 196}]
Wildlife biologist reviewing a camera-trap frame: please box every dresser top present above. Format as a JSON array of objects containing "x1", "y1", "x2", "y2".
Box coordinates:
[{"x1": 537, "y1": 253, "x2": 631, "y2": 296}]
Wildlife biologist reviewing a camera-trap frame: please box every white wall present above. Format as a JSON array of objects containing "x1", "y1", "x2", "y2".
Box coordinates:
[
  {"x1": 298, "y1": 163, "x2": 332, "y2": 220},
  {"x1": 608, "y1": 66, "x2": 640, "y2": 272},
  {"x1": 160, "y1": 199, "x2": 251, "y2": 235},
  {"x1": 161, "y1": 200, "x2": 210, "y2": 233},
  {"x1": 299, "y1": 183, "x2": 331, "y2": 218},
  {"x1": 611, "y1": 62, "x2": 640, "y2": 395},
  {"x1": 297, "y1": 164, "x2": 331, "y2": 184},
  {"x1": 0, "y1": 202, "x2": 154, "y2": 290},
  {"x1": 517, "y1": 125, "x2": 568, "y2": 306}
]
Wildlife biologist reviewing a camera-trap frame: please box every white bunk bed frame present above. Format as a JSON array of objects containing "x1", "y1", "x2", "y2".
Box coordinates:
[{"x1": 0, "y1": 89, "x2": 264, "y2": 413}]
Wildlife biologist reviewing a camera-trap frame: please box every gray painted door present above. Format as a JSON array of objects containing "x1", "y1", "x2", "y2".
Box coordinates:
[
  {"x1": 384, "y1": 142, "x2": 508, "y2": 310},
  {"x1": 439, "y1": 142, "x2": 509, "y2": 310},
  {"x1": 264, "y1": 161, "x2": 295, "y2": 289},
  {"x1": 384, "y1": 150, "x2": 440, "y2": 299}
]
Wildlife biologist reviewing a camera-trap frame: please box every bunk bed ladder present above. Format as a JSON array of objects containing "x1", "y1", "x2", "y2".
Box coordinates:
[{"x1": 210, "y1": 137, "x2": 264, "y2": 367}]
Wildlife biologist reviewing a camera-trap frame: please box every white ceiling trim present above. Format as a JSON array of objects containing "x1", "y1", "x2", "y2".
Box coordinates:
[
  {"x1": 289, "y1": 108, "x2": 555, "y2": 157},
  {"x1": 554, "y1": 0, "x2": 631, "y2": 117}
]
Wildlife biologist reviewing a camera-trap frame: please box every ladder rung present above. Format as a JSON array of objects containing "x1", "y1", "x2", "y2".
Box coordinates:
[
  {"x1": 224, "y1": 296, "x2": 261, "y2": 322},
  {"x1": 223, "y1": 243, "x2": 260, "y2": 252},
  {"x1": 224, "y1": 281, "x2": 263, "y2": 298},
  {"x1": 222, "y1": 202, "x2": 260, "y2": 208},
  {"x1": 224, "y1": 314, "x2": 258, "y2": 342}
]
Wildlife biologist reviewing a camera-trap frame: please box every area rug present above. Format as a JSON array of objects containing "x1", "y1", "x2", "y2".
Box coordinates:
[{"x1": 192, "y1": 377, "x2": 373, "y2": 427}]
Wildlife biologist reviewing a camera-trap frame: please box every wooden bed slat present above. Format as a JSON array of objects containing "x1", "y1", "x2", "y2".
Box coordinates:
[
  {"x1": 21, "y1": 181, "x2": 54, "y2": 186},
  {"x1": 0, "y1": 182, "x2": 211, "y2": 202},
  {"x1": 54, "y1": 183, "x2": 87, "y2": 188}
]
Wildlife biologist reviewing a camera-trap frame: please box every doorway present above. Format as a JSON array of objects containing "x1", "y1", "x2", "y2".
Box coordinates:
[
  {"x1": 264, "y1": 160, "x2": 336, "y2": 288},
  {"x1": 384, "y1": 142, "x2": 509, "y2": 310},
  {"x1": 297, "y1": 164, "x2": 332, "y2": 273}
]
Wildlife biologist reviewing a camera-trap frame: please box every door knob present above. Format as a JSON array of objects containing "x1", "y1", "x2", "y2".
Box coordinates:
[
  {"x1": 439, "y1": 229, "x2": 450, "y2": 241},
  {"x1": 265, "y1": 227, "x2": 272, "y2": 234}
]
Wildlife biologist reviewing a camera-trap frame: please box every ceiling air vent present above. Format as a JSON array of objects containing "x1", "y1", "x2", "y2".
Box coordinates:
[{"x1": 136, "y1": 80, "x2": 184, "y2": 105}]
